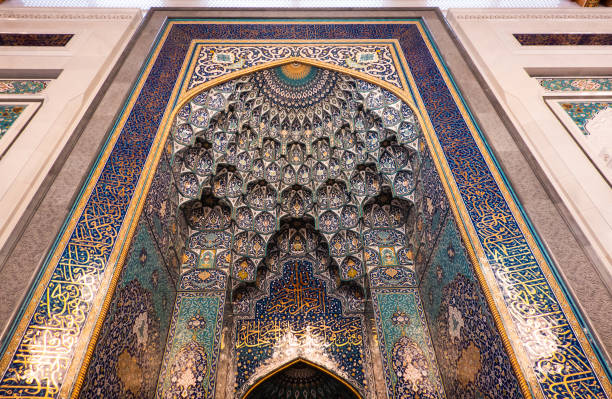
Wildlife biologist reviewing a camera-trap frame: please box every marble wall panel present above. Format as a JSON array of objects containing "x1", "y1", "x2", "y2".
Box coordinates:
[
  {"x1": 79, "y1": 220, "x2": 176, "y2": 399},
  {"x1": 419, "y1": 216, "x2": 524, "y2": 399}
]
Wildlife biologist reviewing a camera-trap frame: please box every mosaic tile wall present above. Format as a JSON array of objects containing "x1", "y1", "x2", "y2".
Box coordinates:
[
  {"x1": 514, "y1": 33, "x2": 612, "y2": 46},
  {"x1": 419, "y1": 216, "x2": 524, "y2": 399},
  {"x1": 144, "y1": 147, "x2": 183, "y2": 285},
  {"x1": 0, "y1": 105, "x2": 26, "y2": 140},
  {"x1": 79, "y1": 220, "x2": 176, "y2": 399},
  {"x1": 538, "y1": 78, "x2": 612, "y2": 92}
]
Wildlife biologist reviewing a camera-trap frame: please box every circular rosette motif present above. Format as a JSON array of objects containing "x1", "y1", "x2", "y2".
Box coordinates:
[
  {"x1": 189, "y1": 107, "x2": 210, "y2": 129},
  {"x1": 232, "y1": 257, "x2": 257, "y2": 281},
  {"x1": 382, "y1": 107, "x2": 402, "y2": 127},
  {"x1": 280, "y1": 185, "x2": 313, "y2": 218},
  {"x1": 235, "y1": 206, "x2": 253, "y2": 230},
  {"x1": 178, "y1": 172, "x2": 200, "y2": 199},
  {"x1": 174, "y1": 123, "x2": 194, "y2": 146},
  {"x1": 163, "y1": 340, "x2": 208, "y2": 399},
  {"x1": 393, "y1": 170, "x2": 416, "y2": 198},
  {"x1": 253, "y1": 211, "x2": 276, "y2": 234},
  {"x1": 253, "y1": 64, "x2": 338, "y2": 108},
  {"x1": 339, "y1": 255, "x2": 363, "y2": 280}
]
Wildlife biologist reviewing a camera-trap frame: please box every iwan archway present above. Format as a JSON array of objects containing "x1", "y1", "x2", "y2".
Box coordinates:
[
  {"x1": 99, "y1": 57, "x2": 524, "y2": 399},
  {"x1": 1, "y1": 16, "x2": 610, "y2": 399}
]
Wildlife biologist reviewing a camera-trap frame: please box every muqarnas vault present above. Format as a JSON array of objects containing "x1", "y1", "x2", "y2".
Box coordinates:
[{"x1": 79, "y1": 62, "x2": 522, "y2": 399}]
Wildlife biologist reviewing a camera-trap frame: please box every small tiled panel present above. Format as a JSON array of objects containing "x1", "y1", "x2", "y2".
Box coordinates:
[
  {"x1": 514, "y1": 33, "x2": 612, "y2": 46},
  {"x1": 538, "y1": 78, "x2": 612, "y2": 92},
  {"x1": 0, "y1": 105, "x2": 26, "y2": 139},
  {"x1": 560, "y1": 101, "x2": 612, "y2": 136},
  {"x1": 0, "y1": 33, "x2": 73, "y2": 46},
  {"x1": 0, "y1": 80, "x2": 49, "y2": 94}
]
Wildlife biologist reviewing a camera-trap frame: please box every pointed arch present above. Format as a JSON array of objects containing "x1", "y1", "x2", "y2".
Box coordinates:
[{"x1": 242, "y1": 358, "x2": 362, "y2": 399}]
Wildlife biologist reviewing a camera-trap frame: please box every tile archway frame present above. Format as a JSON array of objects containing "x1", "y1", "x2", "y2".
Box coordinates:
[
  {"x1": 241, "y1": 358, "x2": 362, "y2": 399},
  {"x1": 2, "y1": 16, "x2": 608, "y2": 399},
  {"x1": 145, "y1": 56, "x2": 531, "y2": 398}
]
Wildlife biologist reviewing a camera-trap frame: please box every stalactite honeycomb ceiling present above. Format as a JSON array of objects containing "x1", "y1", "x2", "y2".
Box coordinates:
[{"x1": 171, "y1": 62, "x2": 424, "y2": 284}]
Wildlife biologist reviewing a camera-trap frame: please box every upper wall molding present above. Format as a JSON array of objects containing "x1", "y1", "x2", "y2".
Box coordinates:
[
  {"x1": 452, "y1": 10, "x2": 612, "y2": 20},
  {"x1": 0, "y1": 8, "x2": 140, "y2": 21}
]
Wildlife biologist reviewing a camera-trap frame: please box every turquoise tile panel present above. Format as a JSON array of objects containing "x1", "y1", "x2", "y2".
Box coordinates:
[{"x1": 372, "y1": 288, "x2": 446, "y2": 399}]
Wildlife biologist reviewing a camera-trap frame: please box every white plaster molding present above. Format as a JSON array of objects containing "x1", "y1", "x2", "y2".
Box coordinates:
[
  {"x1": 0, "y1": 8, "x2": 139, "y2": 21},
  {"x1": 451, "y1": 8, "x2": 612, "y2": 20}
]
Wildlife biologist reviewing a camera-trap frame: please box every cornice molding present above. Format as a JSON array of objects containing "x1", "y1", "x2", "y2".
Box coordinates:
[
  {"x1": 453, "y1": 12, "x2": 612, "y2": 20},
  {"x1": 0, "y1": 9, "x2": 139, "y2": 21}
]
